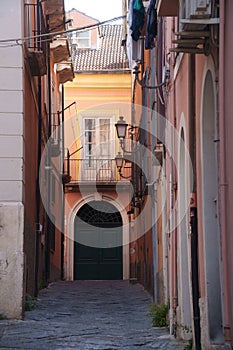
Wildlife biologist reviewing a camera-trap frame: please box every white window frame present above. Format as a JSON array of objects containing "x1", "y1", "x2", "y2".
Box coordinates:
[
  {"x1": 71, "y1": 30, "x2": 91, "y2": 48},
  {"x1": 81, "y1": 115, "x2": 115, "y2": 161},
  {"x1": 79, "y1": 115, "x2": 116, "y2": 181}
]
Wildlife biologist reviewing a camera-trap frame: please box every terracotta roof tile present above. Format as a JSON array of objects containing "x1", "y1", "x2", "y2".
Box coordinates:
[{"x1": 72, "y1": 24, "x2": 129, "y2": 72}]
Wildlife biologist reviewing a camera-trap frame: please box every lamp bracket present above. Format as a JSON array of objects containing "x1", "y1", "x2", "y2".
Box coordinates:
[{"x1": 133, "y1": 66, "x2": 167, "y2": 89}]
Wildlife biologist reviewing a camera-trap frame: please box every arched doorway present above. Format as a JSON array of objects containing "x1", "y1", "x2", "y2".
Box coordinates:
[
  {"x1": 202, "y1": 70, "x2": 223, "y2": 343},
  {"x1": 74, "y1": 200, "x2": 123, "y2": 280}
]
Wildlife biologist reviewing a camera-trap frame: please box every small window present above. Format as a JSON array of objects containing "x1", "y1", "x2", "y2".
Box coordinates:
[{"x1": 71, "y1": 30, "x2": 90, "y2": 48}]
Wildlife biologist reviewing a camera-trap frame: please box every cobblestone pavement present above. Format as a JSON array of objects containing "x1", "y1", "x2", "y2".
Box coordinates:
[{"x1": 0, "y1": 280, "x2": 187, "y2": 350}]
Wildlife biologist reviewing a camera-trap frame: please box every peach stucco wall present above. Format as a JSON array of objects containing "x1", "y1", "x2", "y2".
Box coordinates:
[{"x1": 63, "y1": 45, "x2": 132, "y2": 279}]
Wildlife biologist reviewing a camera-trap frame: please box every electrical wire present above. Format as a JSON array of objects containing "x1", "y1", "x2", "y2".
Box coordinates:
[
  {"x1": 0, "y1": 15, "x2": 126, "y2": 47},
  {"x1": 0, "y1": 42, "x2": 22, "y2": 48}
]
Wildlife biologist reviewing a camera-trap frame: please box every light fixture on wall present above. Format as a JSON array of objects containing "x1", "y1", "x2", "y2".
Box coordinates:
[
  {"x1": 115, "y1": 152, "x2": 124, "y2": 170},
  {"x1": 115, "y1": 116, "x2": 140, "y2": 179},
  {"x1": 115, "y1": 152, "x2": 132, "y2": 179},
  {"x1": 115, "y1": 116, "x2": 128, "y2": 149},
  {"x1": 115, "y1": 116, "x2": 128, "y2": 139},
  {"x1": 115, "y1": 115, "x2": 139, "y2": 153},
  {"x1": 115, "y1": 116, "x2": 142, "y2": 209}
]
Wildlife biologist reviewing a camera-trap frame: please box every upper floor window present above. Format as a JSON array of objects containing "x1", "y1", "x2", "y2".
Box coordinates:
[
  {"x1": 81, "y1": 116, "x2": 115, "y2": 162},
  {"x1": 70, "y1": 30, "x2": 91, "y2": 48}
]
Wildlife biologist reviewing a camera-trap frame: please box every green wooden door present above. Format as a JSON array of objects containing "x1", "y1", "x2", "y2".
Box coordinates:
[{"x1": 74, "y1": 201, "x2": 123, "y2": 280}]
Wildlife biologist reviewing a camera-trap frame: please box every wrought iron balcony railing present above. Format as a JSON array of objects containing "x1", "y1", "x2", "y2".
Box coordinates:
[{"x1": 63, "y1": 158, "x2": 131, "y2": 183}]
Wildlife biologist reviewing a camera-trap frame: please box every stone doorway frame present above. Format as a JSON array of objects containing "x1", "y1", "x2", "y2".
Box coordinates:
[{"x1": 65, "y1": 193, "x2": 130, "y2": 281}]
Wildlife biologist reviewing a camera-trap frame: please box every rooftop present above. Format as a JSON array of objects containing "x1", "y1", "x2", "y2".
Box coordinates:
[{"x1": 72, "y1": 24, "x2": 129, "y2": 72}]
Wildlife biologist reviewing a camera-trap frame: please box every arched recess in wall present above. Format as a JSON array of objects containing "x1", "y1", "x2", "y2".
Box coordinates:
[
  {"x1": 74, "y1": 200, "x2": 123, "y2": 280},
  {"x1": 65, "y1": 194, "x2": 129, "y2": 281},
  {"x1": 177, "y1": 122, "x2": 192, "y2": 337},
  {"x1": 201, "y1": 68, "x2": 223, "y2": 343}
]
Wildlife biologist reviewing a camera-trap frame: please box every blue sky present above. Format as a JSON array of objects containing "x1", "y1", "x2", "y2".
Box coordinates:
[{"x1": 65, "y1": 0, "x2": 123, "y2": 22}]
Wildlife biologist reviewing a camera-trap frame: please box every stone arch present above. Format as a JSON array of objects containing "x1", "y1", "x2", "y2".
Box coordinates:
[
  {"x1": 74, "y1": 200, "x2": 123, "y2": 280},
  {"x1": 65, "y1": 194, "x2": 129, "y2": 280}
]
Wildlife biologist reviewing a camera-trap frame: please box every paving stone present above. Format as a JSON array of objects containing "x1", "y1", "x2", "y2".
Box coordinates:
[{"x1": 0, "y1": 280, "x2": 187, "y2": 350}]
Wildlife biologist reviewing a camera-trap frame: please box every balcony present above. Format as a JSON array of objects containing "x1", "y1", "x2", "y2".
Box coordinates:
[
  {"x1": 63, "y1": 158, "x2": 131, "y2": 187},
  {"x1": 24, "y1": 3, "x2": 47, "y2": 76},
  {"x1": 43, "y1": 0, "x2": 74, "y2": 81},
  {"x1": 56, "y1": 61, "x2": 74, "y2": 84},
  {"x1": 50, "y1": 38, "x2": 70, "y2": 63},
  {"x1": 43, "y1": 0, "x2": 65, "y2": 34}
]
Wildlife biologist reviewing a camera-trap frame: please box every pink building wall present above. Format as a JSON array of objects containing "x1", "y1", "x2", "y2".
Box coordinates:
[
  {"x1": 219, "y1": 0, "x2": 233, "y2": 345},
  {"x1": 160, "y1": 7, "x2": 229, "y2": 347}
]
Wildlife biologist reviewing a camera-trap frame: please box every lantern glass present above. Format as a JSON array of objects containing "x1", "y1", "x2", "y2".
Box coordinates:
[
  {"x1": 115, "y1": 152, "x2": 124, "y2": 169},
  {"x1": 115, "y1": 116, "x2": 128, "y2": 139}
]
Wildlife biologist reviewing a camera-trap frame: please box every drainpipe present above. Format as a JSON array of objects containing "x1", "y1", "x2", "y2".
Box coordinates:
[
  {"x1": 35, "y1": 0, "x2": 42, "y2": 296},
  {"x1": 151, "y1": 183, "x2": 158, "y2": 301},
  {"x1": 170, "y1": 137, "x2": 178, "y2": 314},
  {"x1": 171, "y1": 29, "x2": 178, "y2": 329},
  {"x1": 61, "y1": 84, "x2": 65, "y2": 280},
  {"x1": 150, "y1": 98, "x2": 158, "y2": 302},
  {"x1": 130, "y1": 78, "x2": 137, "y2": 283},
  {"x1": 188, "y1": 53, "x2": 201, "y2": 350},
  {"x1": 157, "y1": 17, "x2": 165, "y2": 138},
  {"x1": 45, "y1": 34, "x2": 52, "y2": 283}
]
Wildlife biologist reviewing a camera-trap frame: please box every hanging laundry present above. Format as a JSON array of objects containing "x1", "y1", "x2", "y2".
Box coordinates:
[
  {"x1": 126, "y1": 0, "x2": 143, "y2": 68},
  {"x1": 130, "y1": 0, "x2": 145, "y2": 42},
  {"x1": 145, "y1": 0, "x2": 157, "y2": 50}
]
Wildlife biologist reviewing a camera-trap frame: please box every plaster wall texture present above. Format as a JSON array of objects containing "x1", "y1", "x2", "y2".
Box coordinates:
[
  {"x1": 0, "y1": 1, "x2": 24, "y2": 319},
  {"x1": 0, "y1": 203, "x2": 24, "y2": 319}
]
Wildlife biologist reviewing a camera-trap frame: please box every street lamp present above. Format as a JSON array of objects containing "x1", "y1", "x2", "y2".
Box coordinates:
[
  {"x1": 115, "y1": 152, "x2": 124, "y2": 170},
  {"x1": 115, "y1": 116, "x2": 142, "y2": 208},
  {"x1": 115, "y1": 115, "x2": 139, "y2": 153},
  {"x1": 115, "y1": 115, "x2": 128, "y2": 140},
  {"x1": 115, "y1": 115, "x2": 139, "y2": 179},
  {"x1": 114, "y1": 152, "x2": 132, "y2": 179}
]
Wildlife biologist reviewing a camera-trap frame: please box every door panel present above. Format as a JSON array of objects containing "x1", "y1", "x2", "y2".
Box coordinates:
[{"x1": 74, "y1": 224, "x2": 122, "y2": 280}]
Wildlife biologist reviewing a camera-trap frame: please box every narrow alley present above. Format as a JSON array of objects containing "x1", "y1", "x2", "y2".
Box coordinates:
[{"x1": 0, "y1": 281, "x2": 186, "y2": 350}]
